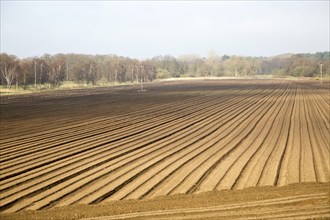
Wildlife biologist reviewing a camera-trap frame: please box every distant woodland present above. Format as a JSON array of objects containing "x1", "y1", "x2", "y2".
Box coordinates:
[{"x1": 0, "y1": 52, "x2": 329, "y2": 89}]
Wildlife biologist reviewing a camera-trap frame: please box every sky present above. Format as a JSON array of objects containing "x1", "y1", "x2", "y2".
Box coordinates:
[{"x1": 1, "y1": 1, "x2": 329, "y2": 59}]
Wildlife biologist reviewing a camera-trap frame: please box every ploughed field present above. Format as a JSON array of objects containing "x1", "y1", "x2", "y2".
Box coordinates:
[{"x1": 0, "y1": 79, "x2": 329, "y2": 216}]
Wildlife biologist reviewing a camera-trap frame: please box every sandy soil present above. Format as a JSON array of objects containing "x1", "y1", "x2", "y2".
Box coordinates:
[{"x1": 1, "y1": 182, "x2": 329, "y2": 220}]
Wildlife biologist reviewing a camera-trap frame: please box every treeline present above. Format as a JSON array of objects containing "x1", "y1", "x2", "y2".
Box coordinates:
[{"x1": 0, "y1": 52, "x2": 329, "y2": 88}]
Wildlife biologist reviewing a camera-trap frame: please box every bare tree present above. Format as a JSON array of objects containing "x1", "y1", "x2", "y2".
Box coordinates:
[
  {"x1": 224, "y1": 56, "x2": 245, "y2": 77},
  {"x1": 206, "y1": 51, "x2": 222, "y2": 77},
  {"x1": 72, "y1": 55, "x2": 98, "y2": 85},
  {"x1": 128, "y1": 59, "x2": 139, "y2": 82},
  {"x1": 34, "y1": 57, "x2": 37, "y2": 89},
  {"x1": 47, "y1": 54, "x2": 66, "y2": 86},
  {"x1": 0, "y1": 53, "x2": 18, "y2": 88}
]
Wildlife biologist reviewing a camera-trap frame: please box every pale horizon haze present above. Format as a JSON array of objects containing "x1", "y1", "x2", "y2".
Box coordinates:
[{"x1": 1, "y1": 0, "x2": 329, "y2": 59}]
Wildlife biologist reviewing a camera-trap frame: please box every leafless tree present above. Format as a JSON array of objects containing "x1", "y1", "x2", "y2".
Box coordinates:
[
  {"x1": 0, "y1": 53, "x2": 18, "y2": 88},
  {"x1": 47, "y1": 54, "x2": 66, "y2": 86}
]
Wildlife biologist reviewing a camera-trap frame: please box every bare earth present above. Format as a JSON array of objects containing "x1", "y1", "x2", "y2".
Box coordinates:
[
  {"x1": 1, "y1": 182, "x2": 329, "y2": 220},
  {"x1": 0, "y1": 79, "x2": 329, "y2": 219}
]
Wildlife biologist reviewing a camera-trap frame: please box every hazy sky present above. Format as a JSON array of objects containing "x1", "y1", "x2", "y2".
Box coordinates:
[{"x1": 1, "y1": 1, "x2": 329, "y2": 59}]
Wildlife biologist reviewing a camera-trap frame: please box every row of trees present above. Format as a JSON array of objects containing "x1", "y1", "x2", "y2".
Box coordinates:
[{"x1": 1, "y1": 52, "x2": 329, "y2": 88}]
